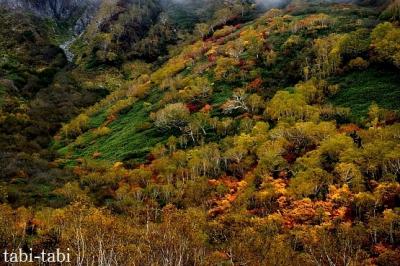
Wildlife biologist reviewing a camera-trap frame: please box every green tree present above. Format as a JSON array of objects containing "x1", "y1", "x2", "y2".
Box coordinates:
[
  {"x1": 265, "y1": 91, "x2": 319, "y2": 122},
  {"x1": 290, "y1": 168, "x2": 333, "y2": 199},
  {"x1": 371, "y1": 22, "x2": 400, "y2": 67},
  {"x1": 153, "y1": 103, "x2": 190, "y2": 130}
]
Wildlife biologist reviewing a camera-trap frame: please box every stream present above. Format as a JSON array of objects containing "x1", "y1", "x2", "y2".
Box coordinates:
[{"x1": 59, "y1": 36, "x2": 77, "y2": 62}]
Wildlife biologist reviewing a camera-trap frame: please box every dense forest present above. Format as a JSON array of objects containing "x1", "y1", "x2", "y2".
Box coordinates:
[{"x1": 0, "y1": 0, "x2": 400, "y2": 265}]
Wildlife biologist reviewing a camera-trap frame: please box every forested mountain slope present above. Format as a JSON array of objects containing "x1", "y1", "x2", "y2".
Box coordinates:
[
  {"x1": 0, "y1": 0, "x2": 263, "y2": 205},
  {"x1": 0, "y1": 0, "x2": 400, "y2": 265}
]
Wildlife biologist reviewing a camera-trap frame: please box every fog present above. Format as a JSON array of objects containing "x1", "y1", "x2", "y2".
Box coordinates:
[
  {"x1": 255, "y1": 0, "x2": 290, "y2": 8},
  {"x1": 169, "y1": 0, "x2": 288, "y2": 6},
  {"x1": 169, "y1": 0, "x2": 354, "y2": 7},
  {"x1": 256, "y1": 0, "x2": 356, "y2": 7}
]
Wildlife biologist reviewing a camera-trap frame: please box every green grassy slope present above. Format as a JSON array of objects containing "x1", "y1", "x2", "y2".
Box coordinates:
[
  {"x1": 329, "y1": 67, "x2": 400, "y2": 118},
  {"x1": 61, "y1": 89, "x2": 166, "y2": 164}
]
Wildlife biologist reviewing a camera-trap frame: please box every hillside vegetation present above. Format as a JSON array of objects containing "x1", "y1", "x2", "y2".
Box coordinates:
[{"x1": 0, "y1": 0, "x2": 400, "y2": 265}]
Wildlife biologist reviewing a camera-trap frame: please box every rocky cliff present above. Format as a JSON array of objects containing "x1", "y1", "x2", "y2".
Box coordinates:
[{"x1": 0, "y1": 0, "x2": 102, "y2": 34}]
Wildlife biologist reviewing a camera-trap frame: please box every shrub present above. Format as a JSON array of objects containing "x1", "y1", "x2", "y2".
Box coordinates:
[
  {"x1": 348, "y1": 57, "x2": 369, "y2": 70},
  {"x1": 93, "y1": 126, "x2": 112, "y2": 138},
  {"x1": 61, "y1": 114, "x2": 90, "y2": 138},
  {"x1": 213, "y1": 26, "x2": 236, "y2": 39},
  {"x1": 152, "y1": 103, "x2": 190, "y2": 130},
  {"x1": 106, "y1": 97, "x2": 136, "y2": 116}
]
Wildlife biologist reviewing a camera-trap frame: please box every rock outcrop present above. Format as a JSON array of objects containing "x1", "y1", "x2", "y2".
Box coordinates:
[{"x1": 0, "y1": 0, "x2": 101, "y2": 34}]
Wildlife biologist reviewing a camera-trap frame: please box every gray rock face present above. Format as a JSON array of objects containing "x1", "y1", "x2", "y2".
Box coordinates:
[
  {"x1": 0, "y1": 0, "x2": 101, "y2": 34},
  {"x1": 60, "y1": 36, "x2": 77, "y2": 62},
  {"x1": 0, "y1": 0, "x2": 103, "y2": 62}
]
